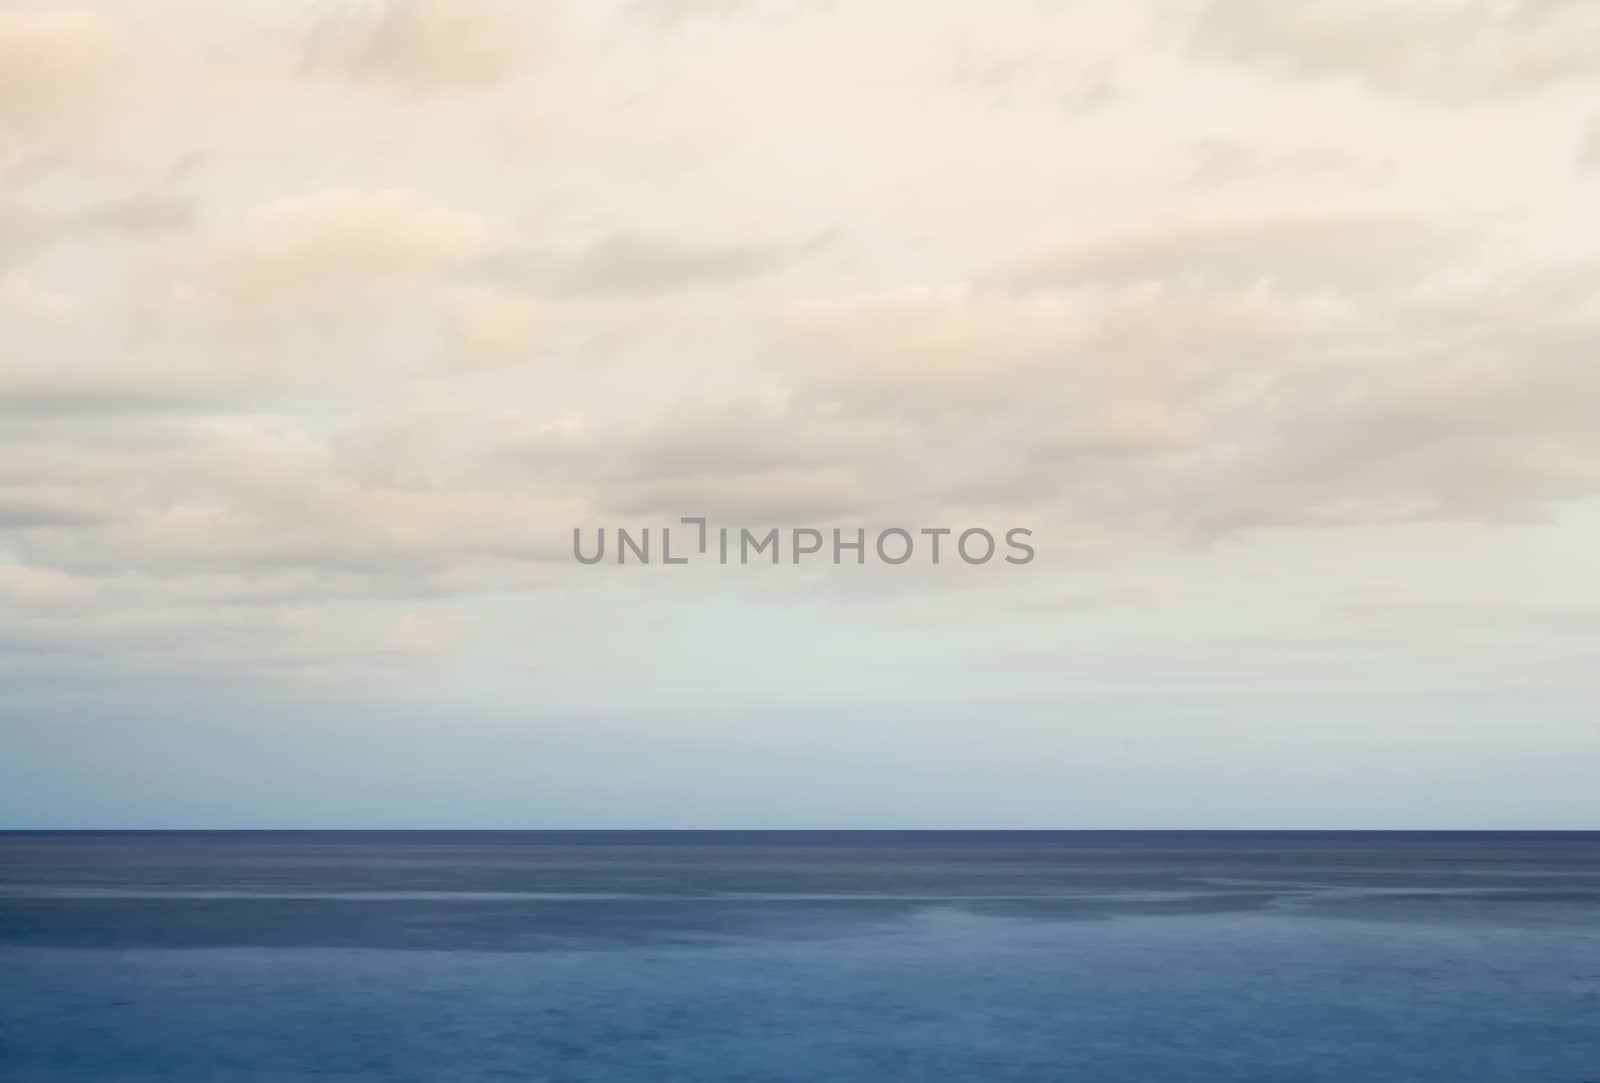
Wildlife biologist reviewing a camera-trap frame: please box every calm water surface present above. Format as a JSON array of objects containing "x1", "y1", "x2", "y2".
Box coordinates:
[{"x1": 2, "y1": 831, "x2": 1598, "y2": 1081}]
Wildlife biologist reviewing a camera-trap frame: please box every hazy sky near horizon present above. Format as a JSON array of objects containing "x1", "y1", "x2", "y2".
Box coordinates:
[{"x1": 2, "y1": 0, "x2": 1598, "y2": 828}]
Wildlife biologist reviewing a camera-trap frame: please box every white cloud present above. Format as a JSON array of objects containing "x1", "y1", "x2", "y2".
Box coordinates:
[
  {"x1": 1189, "y1": 0, "x2": 1600, "y2": 101},
  {"x1": 445, "y1": 285, "x2": 542, "y2": 367},
  {"x1": 1581, "y1": 115, "x2": 1600, "y2": 171},
  {"x1": 0, "y1": 563, "x2": 98, "y2": 607},
  {"x1": 986, "y1": 212, "x2": 1462, "y2": 295},
  {"x1": 0, "y1": 271, "x2": 71, "y2": 320},
  {"x1": 3, "y1": 0, "x2": 1598, "y2": 698},
  {"x1": 0, "y1": 10, "x2": 112, "y2": 117},
  {"x1": 217, "y1": 188, "x2": 492, "y2": 292},
  {"x1": 303, "y1": 0, "x2": 547, "y2": 90},
  {"x1": 472, "y1": 230, "x2": 822, "y2": 297}
]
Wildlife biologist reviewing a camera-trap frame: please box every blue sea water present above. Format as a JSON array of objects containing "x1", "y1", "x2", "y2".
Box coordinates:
[{"x1": 2, "y1": 832, "x2": 1598, "y2": 1081}]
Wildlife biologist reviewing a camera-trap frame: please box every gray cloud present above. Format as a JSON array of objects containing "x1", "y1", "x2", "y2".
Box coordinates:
[
  {"x1": 0, "y1": 486, "x2": 112, "y2": 528},
  {"x1": 0, "y1": 374, "x2": 215, "y2": 418}
]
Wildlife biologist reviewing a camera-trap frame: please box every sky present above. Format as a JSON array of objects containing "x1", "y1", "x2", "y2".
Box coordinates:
[{"x1": 1, "y1": 0, "x2": 1598, "y2": 829}]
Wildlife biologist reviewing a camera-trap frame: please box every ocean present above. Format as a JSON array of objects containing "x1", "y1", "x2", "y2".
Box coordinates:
[{"x1": 2, "y1": 831, "x2": 1598, "y2": 1081}]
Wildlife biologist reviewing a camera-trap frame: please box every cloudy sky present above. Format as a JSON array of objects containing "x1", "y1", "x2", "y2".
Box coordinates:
[{"x1": 2, "y1": 0, "x2": 1597, "y2": 828}]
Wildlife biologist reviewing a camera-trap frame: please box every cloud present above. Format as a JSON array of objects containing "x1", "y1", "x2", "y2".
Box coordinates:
[
  {"x1": 127, "y1": 188, "x2": 493, "y2": 356},
  {"x1": 0, "y1": 371, "x2": 214, "y2": 418},
  {"x1": 985, "y1": 212, "x2": 1461, "y2": 295},
  {"x1": 1180, "y1": 336, "x2": 1600, "y2": 536},
  {"x1": 614, "y1": 400, "x2": 895, "y2": 482},
  {"x1": 771, "y1": 289, "x2": 1076, "y2": 416},
  {"x1": 631, "y1": 0, "x2": 752, "y2": 28},
  {"x1": 472, "y1": 231, "x2": 822, "y2": 297},
  {"x1": 4, "y1": 0, "x2": 1598, "y2": 704},
  {"x1": 444, "y1": 286, "x2": 542, "y2": 367},
  {"x1": 1045, "y1": 402, "x2": 1207, "y2": 456},
  {"x1": 1185, "y1": 139, "x2": 1361, "y2": 190},
  {"x1": 563, "y1": 398, "x2": 914, "y2": 522},
  {"x1": 5, "y1": 417, "x2": 587, "y2": 584},
  {"x1": 1189, "y1": 0, "x2": 1600, "y2": 101},
  {"x1": 1581, "y1": 115, "x2": 1600, "y2": 171},
  {"x1": 0, "y1": 485, "x2": 111, "y2": 528},
  {"x1": 602, "y1": 467, "x2": 874, "y2": 522},
  {"x1": 67, "y1": 191, "x2": 195, "y2": 234},
  {"x1": 302, "y1": 0, "x2": 544, "y2": 90},
  {"x1": 0, "y1": 271, "x2": 71, "y2": 320},
  {"x1": 0, "y1": 189, "x2": 195, "y2": 279},
  {"x1": 216, "y1": 188, "x2": 491, "y2": 290},
  {"x1": 0, "y1": 563, "x2": 98, "y2": 607},
  {"x1": 748, "y1": 213, "x2": 1600, "y2": 543},
  {"x1": 0, "y1": 10, "x2": 112, "y2": 119}
]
